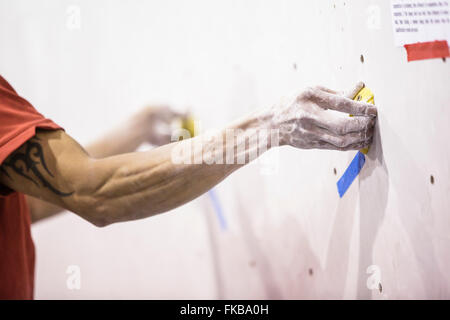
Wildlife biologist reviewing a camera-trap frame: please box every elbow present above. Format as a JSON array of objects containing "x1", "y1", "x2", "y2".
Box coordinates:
[
  {"x1": 69, "y1": 193, "x2": 118, "y2": 228},
  {"x1": 67, "y1": 160, "x2": 120, "y2": 228},
  {"x1": 84, "y1": 201, "x2": 117, "y2": 228},
  {"x1": 89, "y1": 213, "x2": 111, "y2": 228},
  {"x1": 67, "y1": 158, "x2": 141, "y2": 228}
]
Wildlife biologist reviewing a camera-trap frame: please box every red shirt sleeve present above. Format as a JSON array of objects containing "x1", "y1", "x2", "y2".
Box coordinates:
[{"x1": 0, "y1": 75, "x2": 63, "y2": 195}]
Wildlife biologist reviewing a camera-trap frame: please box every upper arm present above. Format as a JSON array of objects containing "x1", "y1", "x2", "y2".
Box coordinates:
[{"x1": 0, "y1": 129, "x2": 97, "y2": 224}]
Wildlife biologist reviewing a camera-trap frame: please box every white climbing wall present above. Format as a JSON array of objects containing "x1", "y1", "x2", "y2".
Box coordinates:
[{"x1": 0, "y1": 0, "x2": 449, "y2": 299}]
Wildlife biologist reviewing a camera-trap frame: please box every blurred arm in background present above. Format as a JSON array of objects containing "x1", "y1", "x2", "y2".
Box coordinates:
[{"x1": 25, "y1": 105, "x2": 183, "y2": 223}]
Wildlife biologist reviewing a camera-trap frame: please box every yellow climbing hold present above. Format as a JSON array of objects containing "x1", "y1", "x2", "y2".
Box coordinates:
[
  {"x1": 181, "y1": 116, "x2": 196, "y2": 138},
  {"x1": 352, "y1": 87, "x2": 375, "y2": 155}
]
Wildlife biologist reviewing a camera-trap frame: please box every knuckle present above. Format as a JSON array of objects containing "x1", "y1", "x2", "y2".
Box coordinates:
[
  {"x1": 314, "y1": 85, "x2": 326, "y2": 92},
  {"x1": 300, "y1": 87, "x2": 316, "y2": 100},
  {"x1": 299, "y1": 114, "x2": 313, "y2": 123},
  {"x1": 335, "y1": 123, "x2": 346, "y2": 135},
  {"x1": 360, "y1": 131, "x2": 368, "y2": 139}
]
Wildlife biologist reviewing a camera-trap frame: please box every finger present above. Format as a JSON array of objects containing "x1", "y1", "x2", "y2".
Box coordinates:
[
  {"x1": 343, "y1": 81, "x2": 365, "y2": 99},
  {"x1": 169, "y1": 109, "x2": 188, "y2": 118},
  {"x1": 289, "y1": 135, "x2": 372, "y2": 151},
  {"x1": 150, "y1": 105, "x2": 186, "y2": 118},
  {"x1": 314, "y1": 114, "x2": 375, "y2": 135},
  {"x1": 312, "y1": 138, "x2": 372, "y2": 151},
  {"x1": 316, "y1": 82, "x2": 365, "y2": 100},
  {"x1": 159, "y1": 109, "x2": 187, "y2": 122},
  {"x1": 342, "y1": 138, "x2": 373, "y2": 151},
  {"x1": 308, "y1": 88, "x2": 377, "y2": 117},
  {"x1": 290, "y1": 119, "x2": 374, "y2": 148},
  {"x1": 347, "y1": 128, "x2": 374, "y2": 145},
  {"x1": 315, "y1": 85, "x2": 338, "y2": 95},
  {"x1": 159, "y1": 106, "x2": 186, "y2": 118},
  {"x1": 156, "y1": 133, "x2": 172, "y2": 145},
  {"x1": 290, "y1": 114, "x2": 375, "y2": 141},
  {"x1": 318, "y1": 133, "x2": 358, "y2": 149},
  {"x1": 321, "y1": 129, "x2": 374, "y2": 147}
]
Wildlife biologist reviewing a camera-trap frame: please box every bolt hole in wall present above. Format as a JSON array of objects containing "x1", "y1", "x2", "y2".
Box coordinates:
[
  {"x1": 430, "y1": 175, "x2": 435, "y2": 185},
  {"x1": 360, "y1": 54, "x2": 365, "y2": 63}
]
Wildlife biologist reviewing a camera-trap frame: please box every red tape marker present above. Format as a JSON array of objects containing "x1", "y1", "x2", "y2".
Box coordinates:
[{"x1": 404, "y1": 40, "x2": 450, "y2": 62}]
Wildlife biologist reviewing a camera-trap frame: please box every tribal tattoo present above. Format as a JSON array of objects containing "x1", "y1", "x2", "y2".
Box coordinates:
[{"x1": 0, "y1": 137, "x2": 74, "y2": 196}]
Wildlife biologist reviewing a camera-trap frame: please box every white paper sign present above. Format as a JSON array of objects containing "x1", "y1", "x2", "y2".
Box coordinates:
[{"x1": 390, "y1": 0, "x2": 450, "y2": 46}]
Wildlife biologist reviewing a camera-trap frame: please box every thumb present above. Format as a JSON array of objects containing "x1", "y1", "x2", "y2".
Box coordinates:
[{"x1": 344, "y1": 81, "x2": 365, "y2": 99}]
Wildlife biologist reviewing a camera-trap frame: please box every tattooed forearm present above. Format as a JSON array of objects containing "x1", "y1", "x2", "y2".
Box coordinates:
[{"x1": 0, "y1": 137, "x2": 73, "y2": 196}]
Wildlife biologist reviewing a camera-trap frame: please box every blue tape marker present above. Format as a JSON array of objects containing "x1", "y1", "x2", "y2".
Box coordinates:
[
  {"x1": 337, "y1": 151, "x2": 366, "y2": 198},
  {"x1": 208, "y1": 189, "x2": 227, "y2": 230}
]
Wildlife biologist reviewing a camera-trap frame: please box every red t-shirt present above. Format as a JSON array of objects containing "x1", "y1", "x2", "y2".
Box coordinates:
[{"x1": 0, "y1": 75, "x2": 62, "y2": 299}]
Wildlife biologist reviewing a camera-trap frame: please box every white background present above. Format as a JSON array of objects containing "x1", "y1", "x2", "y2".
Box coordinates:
[{"x1": 1, "y1": 0, "x2": 449, "y2": 299}]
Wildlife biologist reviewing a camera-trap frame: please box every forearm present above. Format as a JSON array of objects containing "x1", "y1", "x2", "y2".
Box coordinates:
[
  {"x1": 82, "y1": 113, "x2": 273, "y2": 226},
  {"x1": 86, "y1": 105, "x2": 182, "y2": 157},
  {"x1": 85, "y1": 114, "x2": 146, "y2": 158},
  {"x1": 27, "y1": 195, "x2": 63, "y2": 223}
]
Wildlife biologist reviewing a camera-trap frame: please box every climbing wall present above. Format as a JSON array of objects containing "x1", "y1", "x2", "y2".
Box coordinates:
[{"x1": 1, "y1": 0, "x2": 449, "y2": 299}]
